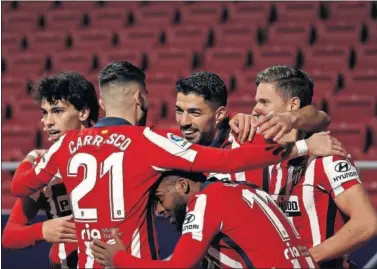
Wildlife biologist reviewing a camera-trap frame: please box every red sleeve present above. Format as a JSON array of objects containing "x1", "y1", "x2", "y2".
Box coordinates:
[
  {"x1": 11, "y1": 136, "x2": 65, "y2": 197},
  {"x1": 2, "y1": 197, "x2": 44, "y2": 249},
  {"x1": 143, "y1": 127, "x2": 291, "y2": 174},
  {"x1": 113, "y1": 192, "x2": 220, "y2": 268},
  {"x1": 321, "y1": 155, "x2": 361, "y2": 199}
]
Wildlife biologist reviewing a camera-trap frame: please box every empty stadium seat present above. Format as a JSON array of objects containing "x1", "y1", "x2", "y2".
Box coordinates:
[
  {"x1": 303, "y1": 45, "x2": 351, "y2": 70},
  {"x1": 117, "y1": 27, "x2": 161, "y2": 50},
  {"x1": 5, "y1": 53, "x2": 47, "y2": 74},
  {"x1": 204, "y1": 48, "x2": 249, "y2": 73},
  {"x1": 26, "y1": 31, "x2": 67, "y2": 52},
  {"x1": 2, "y1": 11, "x2": 39, "y2": 33},
  {"x1": 328, "y1": 2, "x2": 372, "y2": 21},
  {"x1": 51, "y1": 51, "x2": 95, "y2": 73},
  {"x1": 213, "y1": 24, "x2": 259, "y2": 49},
  {"x1": 1, "y1": 75, "x2": 29, "y2": 100},
  {"x1": 2, "y1": 33, "x2": 24, "y2": 53},
  {"x1": 11, "y1": 98, "x2": 43, "y2": 127},
  {"x1": 233, "y1": 70, "x2": 257, "y2": 95},
  {"x1": 365, "y1": 21, "x2": 377, "y2": 44},
  {"x1": 328, "y1": 94, "x2": 376, "y2": 123},
  {"x1": 315, "y1": 21, "x2": 361, "y2": 46},
  {"x1": 368, "y1": 118, "x2": 377, "y2": 149},
  {"x1": 179, "y1": 2, "x2": 226, "y2": 26},
  {"x1": 354, "y1": 44, "x2": 377, "y2": 70},
  {"x1": 342, "y1": 69, "x2": 377, "y2": 96},
  {"x1": 100, "y1": 49, "x2": 143, "y2": 70},
  {"x1": 88, "y1": 8, "x2": 129, "y2": 29},
  {"x1": 146, "y1": 72, "x2": 178, "y2": 99},
  {"x1": 304, "y1": 69, "x2": 341, "y2": 98},
  {"x1": 70, "y1": 29, "x2": 114, "y2": 50},
  {"x1": 328, "y1": 122, "x2": 367, "y2": 155},
  {"x1": 58, "y1": 1, "x2": 98, "y2": 11},
  {"x1": 227, "y1": 2, "x2": 271, "y2": 25},
  {"x1": 251, "y1": 46, "x2": 298, "y2": 70},
  {"x1": 132, "y1": 5, "x2": 176, "y2": 28},
  {"x1": 267, "y1": 22, "x2": 314, "y2": 46},
  {"x1": 147, "y1": 48, "x2": 194, "y2": 73},
  {"x1": 274, "y1": 2, "x2": 322, "y2": 23},
  {"x1": 44, "y1": 10, "x2": 84, "y2": 30},
  {"x1": 165, "y1": 25, "x2": 210, "y2": 51},
  {"x1": 227, "y1": 93, "x2": 256, "y2": 115},
  {"x1": 2, "y1": 125, "x2": 39, "y2": 159}
]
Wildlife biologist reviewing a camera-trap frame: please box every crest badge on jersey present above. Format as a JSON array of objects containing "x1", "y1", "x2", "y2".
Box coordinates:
[
  {"x1": 167, "y1": 133, "x2": 191, "y2": 149},
  {"x1": 329, "y1": 160, "x2": 359, "y2": 186}
]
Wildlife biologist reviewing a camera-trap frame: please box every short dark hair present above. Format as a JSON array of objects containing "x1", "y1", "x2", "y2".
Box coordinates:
[
  {"x1": 99, "y1": 61, "x2": 146, "y2": 88},
  {"x1": 176, "y1": 72, "x2": 227, "y2": 107},
  {"x1": 256, "y1": 65, "x2": 314, "y2": 108},
  {"x1": 160, "y1": 170, "x2": 207, "y2": 183},
  {"x1": 32, "y1": 71, "x2": 99, "y2": 123}
]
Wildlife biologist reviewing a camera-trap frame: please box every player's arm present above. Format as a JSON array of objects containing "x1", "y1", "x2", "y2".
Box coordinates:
[
  {"x1": 144, "y1": 128, "x2": 347, "y2": 175},
  {"x1": 309, "y1": 157, "x2": 377, "y2": 263},
  {"x1": 92, "y1": 193, "x2": 220, "y2": 268},
  {"x1": 253, "y1": 105, "x2": 331, "y2": 142},
  {"x1": 11, "y1": 136, "x2": 65, "y2": 197}
]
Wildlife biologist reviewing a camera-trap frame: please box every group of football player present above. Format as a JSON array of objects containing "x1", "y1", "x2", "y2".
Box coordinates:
[{"x1": 3, "y1": 61, "x2": 377, "y2": 269}]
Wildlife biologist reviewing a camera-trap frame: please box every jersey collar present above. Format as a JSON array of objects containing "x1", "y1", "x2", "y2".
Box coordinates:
[{"x1": 94, "y1": 117, "x2": 132, "y2": 127}]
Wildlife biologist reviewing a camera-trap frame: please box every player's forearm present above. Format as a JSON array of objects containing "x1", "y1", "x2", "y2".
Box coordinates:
[
  {"x1": 11, "y1": 161, "x2": 48, "y2": 197},
  {"x1": 2, "y1": 222, "x2": 44, "y2": 249},
  {"x1": 289, "y1": 105, "x2": 330, "y2": 133},
  {"x1": 309, "y1": 217, "x2": 377, "y2": 263},
  {"x1": 191, "y1": 144, "x2": 299, "y2": 174}
]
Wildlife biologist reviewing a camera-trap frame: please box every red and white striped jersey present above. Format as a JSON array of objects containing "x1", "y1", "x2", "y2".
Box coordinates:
[{"x1": 268, "y1": 155, "x2": 361, "y2": 267}]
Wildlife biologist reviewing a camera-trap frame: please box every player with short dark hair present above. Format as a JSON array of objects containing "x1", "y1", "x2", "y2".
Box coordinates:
[
  {"x1": 3, "y1": 71, "x2": 100, "y2": 268},
  {"x1": 11, "y1": 61, "x2": 342, "y2": 268},
  {"x1": 90, "y1": 170, "x2": 318, "y2": 268},
  {"x1": 253, "y1": 65, "x2": 377, "y2": 268}
]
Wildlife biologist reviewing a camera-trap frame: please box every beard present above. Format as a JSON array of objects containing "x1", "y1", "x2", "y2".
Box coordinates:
[{"x1": 172, "y1": 197, "x2": 187, "y2": 232}]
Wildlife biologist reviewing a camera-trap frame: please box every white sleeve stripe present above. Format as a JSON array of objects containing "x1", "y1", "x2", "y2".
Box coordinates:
[
  {"x1": 35, "y1": 134, "x2": 66, "y2": 175},
  {"x1": 323, "y1": 156, "x2": 346, "y2": 195},
  {"x1": 193, "y1": 194, "x2": 207, "y2": 241},
  {"x1": 143, "y1": 127, "x2": 197, "y2": 162}
]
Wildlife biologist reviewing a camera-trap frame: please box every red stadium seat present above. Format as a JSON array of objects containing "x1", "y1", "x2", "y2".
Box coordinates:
[
  {"x1": 1, "y1": 75, "x2": 28, "y2": 100},
  {"x1": 51, "y1": 51, "x2": 95, "y2": 74},
  {"x1": 165, "y1": 25, "x2": 210, "y2": 51},
  {"x1": 12, "y1": 98, "x2": 43, "y2": 128},
  {"x1": 204, "y1": 48, "x2": 249, "y2": 73},
  {"x1": 5, "y1": 53, "x2": 47, "y2": 74},
  {"x1": 251, "y1": 46, "x2": 298, "y2": 70},
  {"x1": 88, "y1": 8, "x2": 129, "y2": 30},
  {"x1": 227, "y1": 93, "x2": 256, "y2": 115},
  {"x1": 147, "y1": 48, "x2": 193, "y2": 73},
  {"x1": 179, "y1": 2, "x2": 226, "y2": 27},
  {"x1": 145, "y1": 99, "x2": 163, "y2": 126},
  {"x1": 365, "y1": 21, "x2": 377, "y2": 44},
  {"x1": 267, "y1": 22, "x2": 313, "y2": 46},
  {"x1": 213, "y1": 24, "x2": 258, "y2": 49},
  {"x1": 274, "y1": 2, "x2": 322, "y2": 23},
  {"x1": 26, "y1": 31, "x2": 67, "y2": 52},
  {"x1": 342, "y1": 69, "x2": 377, "y2": 97},
  {"x1": 227, "y1": 2, "x2": 271, "y2": 25},
  {"x1": 303, "y1": 45, "x2": 351, "y2": 70},
  {"x1": 315, "y1": 21, "x2": 361, "y2": 46},
  {"x1": 58, "y1": 1, "x2": 97, "y2": 10},
  {"x1": 328, "y1": 122, "x2": 367, "y2": 155},
  {"x1": 71, "y1": 29, "x2": 114, "y2": 50},
  {"x1": 117, "y1": 27, "x2": 161, "y2": 50},
  {"x1": 2, "y1": 11, "x2": 39, "y2": 33},
  {"x1": 329, "y1": 94, "x2": 376, "y2": 122},
  {"x1": 360, "y1": 169, "x2": 377, "y2": 192},
  {"x1": 4, "y1": 1, "x2": 54, "y2": 12},
  {"x1": 233, "y1": 70, "x2": 257, "y2": 95},
  {"x1": 44, "y1": 10, "x2": 84, "y2": 30},
  {"x1": 2, "y1": 33, "x2": 23, "y2": 53},
  {"x1": 354, "y1": 44, "x2": 377, "y2": 70},
  {"x1": 304, "y1": 69, "x2": 340, "y2": 99},
  {"x1": 368, "y1": 118, "x2": 377, "y2": 150},
  {"x1": 100, "y1": 49, "x2": 143, "y2": 70},
  {"x1": 2, "y1": 125, "x2": 38, "y2": 159},
  {"x1": 146, "y1": 72, "x2": 178, "y2": 99},
  {"x1": 132, "y1": 5, "x2": 175, "y2": 28},
  {"x1": 328, "y1": 2, "x2": 372, "y2": 21}
]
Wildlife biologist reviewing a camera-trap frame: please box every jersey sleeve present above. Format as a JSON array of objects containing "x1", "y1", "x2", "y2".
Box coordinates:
[
  {"x1": 142, "y1": 127, "x2": 291, "y2": 174},
  {"x1": 322, "y1": 155, "x2": 361, "y2": 198},
  {"x1": 113, "y1": 192, "x2": 221, "y2": 268},
  {"x1": 2, "y1": 195, "x2": 44, "y2": 249},
  {"x1": 11, "y1": 135, "x2": 66, "y2": 197}
]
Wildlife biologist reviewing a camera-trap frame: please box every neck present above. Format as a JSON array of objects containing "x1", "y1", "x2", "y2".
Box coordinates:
[{"x1": 105, "y1": 109, "x2": 136, "y2": 126}]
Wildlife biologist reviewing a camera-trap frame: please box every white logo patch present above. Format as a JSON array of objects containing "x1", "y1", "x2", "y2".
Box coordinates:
[
  {"x1": 272, "y1": 195, "x2": 301, "y2": 217},
  {"x1": 167, "y1": 133, "x2": 191, "y2": 150},
  {"x1": 329, "y1": 160, "x2": 359, "y2": 187},
  {"x1": 182, "y1": 211, "x2": 203, "y2": 241}
]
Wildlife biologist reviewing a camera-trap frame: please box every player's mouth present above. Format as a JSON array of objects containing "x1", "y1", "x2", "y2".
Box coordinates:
[
  {"x1": 48, "y1": 130, "x2": 61, "y2": 140},
  {"x1": 181, "y1": 129, "x2": 197, "y2": 139}
]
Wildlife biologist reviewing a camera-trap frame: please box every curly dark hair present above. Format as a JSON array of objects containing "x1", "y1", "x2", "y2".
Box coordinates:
[
  {"x1": 256, "y1": 65, "x2": 314, "y2": 108},
  {"x1": 32, "y1": 71, "x2": 99, "y2": 123},
  {"x1": 176, "y1": 72, "x2": 227, "y2": 107},
  {"x1": 99, "y1": 61, "x2": 146, "y2": 87}
]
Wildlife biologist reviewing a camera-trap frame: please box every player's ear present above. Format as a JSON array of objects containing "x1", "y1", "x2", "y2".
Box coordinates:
[
  {"x1": 79, "y1": 107, "x2": 90, "y2": 122},
  {"x1": 288, "y1": 97, "x2": 301, "y2": 111},
  {"x1": 134, "y1": 90, "x2": 143, "y2": 107},
  {"x1": 99, "y1": 97, "x2": 105, "y2": 111},
  {"x1": 178, "y1": 178, "x2": 190, "y2": 194},
  {"x1": 215, "y1": 106, "x2": 227, "y2": 126}
]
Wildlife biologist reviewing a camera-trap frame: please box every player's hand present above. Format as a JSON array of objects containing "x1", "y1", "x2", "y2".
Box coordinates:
[
  {"x1": 305, "y1": 131, "x2": 348, "y2": 157},
  {"x1": 91, "y1": 233, "x2": 126, "y2": 267},
  {"x1": 42, "y1": 215, "x2": 77, "y2": 243},
  {"x1": 253, "y1": 111, "x2": 294, "y2": 142},
  {"x1": 229, "y1": 113, "x2": 257, "y2": 143}
]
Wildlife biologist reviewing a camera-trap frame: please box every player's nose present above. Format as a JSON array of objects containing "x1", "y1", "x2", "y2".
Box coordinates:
[
  {"x1": 179, "y1": 112, "x2": 192, "y2": 128},
  {"x1": 155, "y1": 202, "x2": 165, "y2": 216}
]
